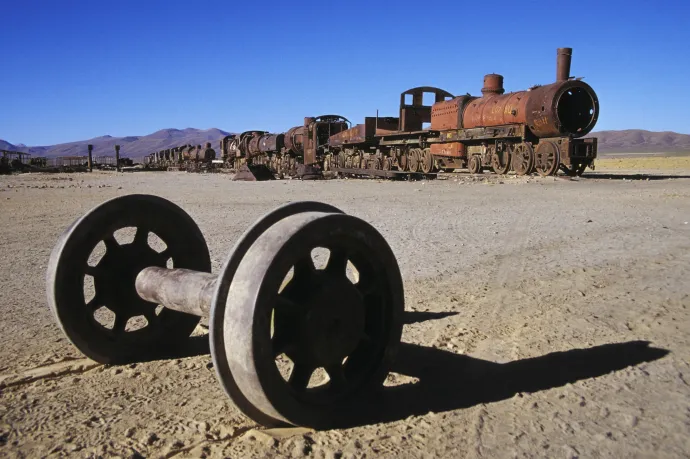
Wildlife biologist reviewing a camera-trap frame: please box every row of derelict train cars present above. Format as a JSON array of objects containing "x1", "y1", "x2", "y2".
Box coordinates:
[{"x1": 144, "y1": 48, "x2": 600, "y2": 180}]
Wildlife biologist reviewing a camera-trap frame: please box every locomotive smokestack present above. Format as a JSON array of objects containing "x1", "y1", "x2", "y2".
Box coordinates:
[
  {"x1": 481, "y1": 74, "x2": 505, "y2": 95},
  {"x1": 557, "y1": 47, "x2": 572, "y2": 81}
]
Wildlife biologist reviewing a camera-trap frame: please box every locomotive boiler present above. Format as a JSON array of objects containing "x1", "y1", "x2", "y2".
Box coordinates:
[{"x1": 325, "y1": 47, "x2": 599, "y2": 177}]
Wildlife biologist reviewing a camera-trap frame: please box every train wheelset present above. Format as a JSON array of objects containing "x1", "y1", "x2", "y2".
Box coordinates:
[{"x1": 46, "y1": 194, "x2": 405, "y2": 428}]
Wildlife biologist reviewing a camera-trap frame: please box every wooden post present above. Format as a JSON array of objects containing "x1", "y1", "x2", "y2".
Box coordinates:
[
  {"x1": 115, "y1": 145, "x2": 120, "y2": 171},
  {"x1": 87, "y1": 144, "x2": 93, "y2": 172}
]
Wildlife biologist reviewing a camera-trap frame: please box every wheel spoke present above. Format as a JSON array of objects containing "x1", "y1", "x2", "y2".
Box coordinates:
[
  {"x1": 133, "y1": 227, "x2": 148, "y2": 246},
  {"x1": 326, "y1": 248, "x2": 348, "y2": 276},
  {"x1": 288, "y1": 363, "x2": 313, "y2": 391},
  {"x1": 326, "y1": 364, "x2": 347, "y2": 390},
  {"x1": 293, "y1": 256, "x2": 315, "y2": 282},
  {"x1": 272, "y1": 330, "x2": 294, "y2": 357},
  {"x1": 85, "y1": 265, "x2": 101, "y2": 277},
  {"x1": 86, "y1": 293, "x2": 103, "y2": 311},
  {"x1": 143, "y1": 308, "x2": 158, "y2": 325},
  {"x1": 103, "y1": 234, "x2": 118, "y2": 252},
  {"x1": 158, "y1": 248, "x2": 171, "y2": 262},
  {"x1": 112, "y1": 314, "x2": 128, "y2": 334}
]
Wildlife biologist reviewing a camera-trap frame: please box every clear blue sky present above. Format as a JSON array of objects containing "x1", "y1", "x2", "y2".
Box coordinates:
[{"x1": 1, "y1": 0, "x2": 688, "y2": 146}]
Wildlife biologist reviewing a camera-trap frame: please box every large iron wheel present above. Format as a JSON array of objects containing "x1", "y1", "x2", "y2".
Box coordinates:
[
  {"x1": 215, "y1": 209, "x2": 404, "y2": 428},
  {"x1": 512, "y1": 143, "x2": 534, "y2": 176},
  {"x1": 535, "y1": 141, "x2": 560, "y2": 177},
  {"x1": 46, "y1": 195, "x2": 211, "y2": 364}
]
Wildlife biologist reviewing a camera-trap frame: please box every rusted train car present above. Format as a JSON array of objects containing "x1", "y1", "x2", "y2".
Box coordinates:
[
  {"x1": 219, "y1": 47, "x2": 598, "y2": 180},
  {"x1": 219, "y1": 115, "x2": 351, "y2": 178},
  {"x1": 324, "y1": 47, "x2": 599, "y2": 177}
]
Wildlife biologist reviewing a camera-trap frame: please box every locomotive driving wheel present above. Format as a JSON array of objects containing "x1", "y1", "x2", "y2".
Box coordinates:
[
  {"x1": 420, "y1": 148, "x2": 434, "y2": 174},
  {"x1": 408, "y1": 149, "x2": 421, "y2": 173},
  {"x1": 468, "y1": 155, "x2": 482, "y2": 174},
  {"x1": 371, "y1": 158, "x2": 381, "y2": 170},
  {"x1": 535, "y1": 141, "x2": 560, "y2": 177},
  {"x1": 512, "y1": 143, "x2": 535, "y2": 176},
  {"x1": 491, "y1": 149, "x2": 511, "y2": 175}
]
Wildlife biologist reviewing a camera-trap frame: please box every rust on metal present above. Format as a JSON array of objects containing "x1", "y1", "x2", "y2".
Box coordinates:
[
  {"x1": 557, "y1": 47, "x2": 572, "y2": 81},
  {"x1": 481, "y1": 74, "x2": 505, "y2": 95}
]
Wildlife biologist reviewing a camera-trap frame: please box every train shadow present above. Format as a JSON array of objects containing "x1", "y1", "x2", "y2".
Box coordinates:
[
  {"x1": 333, "y1": 340, "x2": 669, "y2": 429},
  {"x1": 580, "y1": 172, "x2": 690, "y2": 180}
]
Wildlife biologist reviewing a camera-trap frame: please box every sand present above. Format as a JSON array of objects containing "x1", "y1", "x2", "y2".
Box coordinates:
[{"x1": 1, "y1": 159, "x2": 689, "y2": 458}]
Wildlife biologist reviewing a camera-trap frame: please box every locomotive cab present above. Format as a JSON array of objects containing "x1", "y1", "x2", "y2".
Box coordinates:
[
  {"x1": 399, "y1": 87, "x2": 454, "y2": 132},
  {"x1": 303, "y1": 115, "x2": 350, "y2": 165}
]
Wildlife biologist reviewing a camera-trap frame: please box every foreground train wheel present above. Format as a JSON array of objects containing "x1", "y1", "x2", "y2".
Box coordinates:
[
  {"x1": 46, "y1": 195, "x2": 211, "y2": 364},
  {"x1": 468, "y1": 155, "x2": 482, "y2": 174},
  {"x1": 382, "y1": 157, "x2": 392, "y2": 171},
  {"x1": 535, "y1": 141, "x2": 560, "y2": 177},
  {"x1": 216, "y1": 210, "x2": 405, "y2": 428},
  {"x1": 512, "y1": 143, "x2": 535, "y2": 176}
]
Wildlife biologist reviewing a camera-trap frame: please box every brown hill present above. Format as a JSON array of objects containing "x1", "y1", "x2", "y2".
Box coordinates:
[{"x1": 586, "y1": 130, "x2": 690, "y2": 154}]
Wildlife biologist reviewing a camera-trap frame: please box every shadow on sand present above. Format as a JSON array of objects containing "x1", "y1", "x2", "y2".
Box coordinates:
[
  {"x1": 580, "y1": 172, "x2": 690, "y2": 180},
  {"x1": 129, "y1": 312, "x2": 669, "y2": 431},
  {"x1": 333, "y1": 340, "x2": 668, "y2": 429}
]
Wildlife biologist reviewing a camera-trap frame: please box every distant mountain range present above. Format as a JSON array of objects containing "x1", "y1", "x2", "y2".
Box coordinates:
[
  {"x1": 0, "y1": 128, "x2": 232, "y2": 161},
  {"x1": 2, "y1": 128, "x2": 689, "y2": 161},
  {"x1": 584, "y1": 130, "x2": 690, "y2": 154}
]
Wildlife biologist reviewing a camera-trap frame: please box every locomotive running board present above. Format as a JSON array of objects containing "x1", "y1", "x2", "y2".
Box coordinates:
[{"x1": 331, "y1": 167, "x2": 437, "y2": 180}]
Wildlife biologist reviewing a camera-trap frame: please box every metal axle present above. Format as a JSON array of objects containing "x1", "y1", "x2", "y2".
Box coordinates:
[{"x1": 135, "y1": 267, "x2": 218, "y2": 317}]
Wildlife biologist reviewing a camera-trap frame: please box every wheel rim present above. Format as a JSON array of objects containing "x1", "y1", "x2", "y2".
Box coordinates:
[
  {"x1": 210, "y1": 202, "x2": 344, "y2": 428},
  {"x1": 221, "y1": 211, "x2": 404, "y2": 428},
  {"x1": 46, "y1": 194, "x2": 210, "y2": 364},
  {"x1": 382, "y1": 158, "x2": 391, "y2": 171}
]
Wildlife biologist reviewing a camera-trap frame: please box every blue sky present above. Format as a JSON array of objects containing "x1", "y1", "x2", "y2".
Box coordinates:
[{"x1": 1, "y1": 0, "x2": 688, "y2": 146}]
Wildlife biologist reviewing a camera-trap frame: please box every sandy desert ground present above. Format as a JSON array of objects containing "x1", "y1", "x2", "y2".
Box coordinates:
[{"x1": 1, "y1": 159, "x2": 690, "y2": 458}]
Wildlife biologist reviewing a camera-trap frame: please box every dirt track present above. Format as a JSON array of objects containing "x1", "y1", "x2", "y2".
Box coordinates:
[{"x1": 1, "y1": 164, "x2": 690, "y2": 458}]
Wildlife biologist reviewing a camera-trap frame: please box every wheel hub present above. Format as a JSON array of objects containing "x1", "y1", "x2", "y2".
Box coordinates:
[
  {"x1": 94, "y1": 240, "x2": 162, "y2": 319},
  {"x1": 291, "y1": 275, "x2": 365, "y2": 367}
]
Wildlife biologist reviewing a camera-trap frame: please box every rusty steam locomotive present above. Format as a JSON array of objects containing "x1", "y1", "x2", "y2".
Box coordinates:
[{"x1": 217, "y1": 47, "x2": 599, "y2": 179}]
